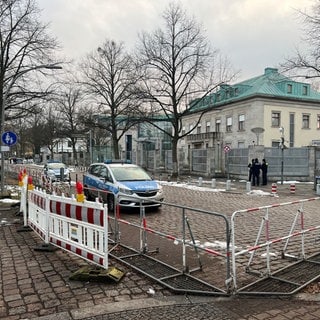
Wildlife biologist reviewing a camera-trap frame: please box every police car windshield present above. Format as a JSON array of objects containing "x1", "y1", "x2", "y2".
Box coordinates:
[
  {"x1": 110, "y1": 166, "x2": 152, "y2": 181},
  {"x1": 47, "y1": 163, "x2": 67, "y2": 169}
]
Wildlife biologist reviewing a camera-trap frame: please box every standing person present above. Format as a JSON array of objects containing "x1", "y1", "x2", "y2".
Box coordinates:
[
  {"x1": 252, "y1": 158, "x2": 261, "y2": 186},
  {"x1": 248, "y1": 159, "x2": 254, "y2": 183},
  {"x1": 261, "y1": 159, "x2": 268, "y2": 185}
]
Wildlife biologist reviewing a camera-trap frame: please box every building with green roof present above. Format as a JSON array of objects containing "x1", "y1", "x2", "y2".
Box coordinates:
[{"x1": 181, "y1": 67, "x2": 320, "y2": 151}]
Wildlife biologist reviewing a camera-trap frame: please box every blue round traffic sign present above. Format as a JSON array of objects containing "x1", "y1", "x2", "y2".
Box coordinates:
[{"x1": 2, "y1": 131, "x2": 17, "y2": 146}]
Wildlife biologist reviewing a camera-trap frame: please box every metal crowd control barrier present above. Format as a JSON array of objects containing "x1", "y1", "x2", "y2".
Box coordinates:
[
  {"x1": 107, "y1": 193, "x2": 232, "y2": 294},
  {"x1": 81, "y1": 185, "x2": 232, "y2": 294},
  {"x1": 27, "y1": 187, "x2": 109, "y2": 269},
  {"x1": 230, "y1": 197, "x2": 320, "y2": 292}
]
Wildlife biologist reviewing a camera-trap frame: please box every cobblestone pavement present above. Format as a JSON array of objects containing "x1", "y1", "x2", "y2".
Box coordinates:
[{"x1": 1, "y1": 179, "x2": 320, "y2": 319}]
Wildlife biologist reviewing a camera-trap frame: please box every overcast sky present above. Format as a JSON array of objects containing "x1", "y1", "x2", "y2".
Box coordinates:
[{"x1": 39, "y1": 0, "x2": 314, "y2": 81}]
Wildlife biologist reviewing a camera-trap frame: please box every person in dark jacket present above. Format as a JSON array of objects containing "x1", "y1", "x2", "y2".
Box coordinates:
[
  {"x1": 261, "y1": 158, "x2": 268, "y2": 185},
  {"x1": 252, "y1": 158, "x2": 261, "y2": 186},
  {"x1": 248, "y1": 159, "x2": 254, "y2": 183}
]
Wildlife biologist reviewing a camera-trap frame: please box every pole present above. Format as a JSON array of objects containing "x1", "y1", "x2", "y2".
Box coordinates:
[
  {"x1": 89, "y1": 130, "x2": 93, "y2": 164},
  {"x1": 227, "y1": 152, "x2": 230, "y2": 180},
  {"x1": 0, "y1": 111, "x2": 5, "y2": 193},
  {"x1": 280, "y1": 128, "x2": 284, "y2": 185},
  {"x1": 281, "y1": 147, "x2": 284, "y2": 185}
]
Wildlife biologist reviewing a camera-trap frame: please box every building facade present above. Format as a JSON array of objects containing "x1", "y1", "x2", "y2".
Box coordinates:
[{"x1": 180, "y1": 67, "x2": 320, "y2": 153}]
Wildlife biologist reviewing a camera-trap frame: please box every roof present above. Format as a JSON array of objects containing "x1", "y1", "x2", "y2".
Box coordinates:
[{"x1": 190, "y1": 67, "x2": 320, "y2": 112}]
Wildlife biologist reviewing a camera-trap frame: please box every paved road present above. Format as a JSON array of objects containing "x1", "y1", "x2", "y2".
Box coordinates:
[{"x1": 1, "y1": 179, "x2": 320, "y2": 319}]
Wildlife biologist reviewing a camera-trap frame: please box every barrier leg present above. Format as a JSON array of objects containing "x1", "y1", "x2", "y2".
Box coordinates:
[{"x1": 17, "y1": 175, "x2": 32, "y2": 232}]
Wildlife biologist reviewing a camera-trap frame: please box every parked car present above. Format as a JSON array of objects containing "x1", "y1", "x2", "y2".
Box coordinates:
[
  {"x1": 83, "y1": 160, "x2": 164, "y2": 211},
  {"x1": 9, "y1": 157, "x2": 24, "y2": 164},
  {"x1": 43, "y1": 162, "x2": 70, "y2": 182}
]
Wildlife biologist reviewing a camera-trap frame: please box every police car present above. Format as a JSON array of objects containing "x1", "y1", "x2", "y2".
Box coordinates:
[{"x1": 83, "y1": 160, "x2": 164, "y2": 211}]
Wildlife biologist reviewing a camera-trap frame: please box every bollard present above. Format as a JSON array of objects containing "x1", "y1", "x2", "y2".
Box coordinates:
[
  {"x1": 246, "y1": 181, "x2": 251, "y2": 192},
  {"x1": 271, "y1": 183, "x2": 277, "y2": 194},
  {"x1": 317, "y1": 184, "x2": 320, "y2": 195},
  {"x1": 226, "y1": 179, "x2": 231, "y2": 191},
  {"x1": 198, "y1": 177, "x2": 203, "y2": 187},
  {"x1": 211, "y1": 178, "x2": 216, "y2": 188},
  {"x1": 290, "y1": 184, "x2": 296, "y2": 194}
]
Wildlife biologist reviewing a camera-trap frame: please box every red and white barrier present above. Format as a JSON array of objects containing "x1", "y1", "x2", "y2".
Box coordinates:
[{"x1": 27, "y1": 187, "x2": 109, "y2": 269}]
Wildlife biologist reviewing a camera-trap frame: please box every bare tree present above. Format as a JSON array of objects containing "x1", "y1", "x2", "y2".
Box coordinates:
[
  {"x1": 281, "y1": 2, "x2": 320, "y2": 78},
  {"x1": 80, "y1": 40, "x2": 142, "y2": 159},
  {"x1": 136, "y1": 2, "x2": 236, "y2": 177},
  {"x1": 0, "y1": 0, "x2": 62, "y2": 134},
  {"x1": 52, "y1": 80, "x2": 87, "y2": 164}
]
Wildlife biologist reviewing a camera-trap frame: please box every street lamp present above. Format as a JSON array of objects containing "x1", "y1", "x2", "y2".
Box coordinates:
[
  {"x1": 279, "y1": 127, "x2": 285, "y2": 185},
  {"x1": 0, "y1": 64, "x2": 62, "y2": 193}
]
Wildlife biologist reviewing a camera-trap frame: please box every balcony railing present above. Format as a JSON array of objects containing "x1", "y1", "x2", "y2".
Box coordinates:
[{"x1": 186, "y1": 131, "x2": 222, "y2": 142}]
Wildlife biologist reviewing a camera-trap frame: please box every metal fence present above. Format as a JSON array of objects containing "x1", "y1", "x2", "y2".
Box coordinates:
[{"x1": 141, "y1": 146, "x2": 313, "y2": 182}]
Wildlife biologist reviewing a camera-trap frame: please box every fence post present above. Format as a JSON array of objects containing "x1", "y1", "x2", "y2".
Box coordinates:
[{"x1": 103, "y1": 204, "x2": 109, "y2": 269}]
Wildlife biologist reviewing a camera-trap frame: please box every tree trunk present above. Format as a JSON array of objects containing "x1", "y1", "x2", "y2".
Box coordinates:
[{"x1": 171, "y1": 138, "x2": 178, "y2": 178}]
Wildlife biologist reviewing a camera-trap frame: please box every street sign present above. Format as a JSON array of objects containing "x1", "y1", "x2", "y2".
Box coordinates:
[
  {"x1": 1, "y1": 146, "x2": 10, "y2": 152},
  {"x1": 1, "y1": 131, "x2": 18, "y2": 146}
]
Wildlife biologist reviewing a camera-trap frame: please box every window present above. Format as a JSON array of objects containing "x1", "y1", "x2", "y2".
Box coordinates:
[
  {"x1": 226, "y1": 117, "x2": 232, "y2": 132},
  {"x1": 215, "y1": 119, "x2": 221, "y2": 132},
  {"x1": 317, "y1": 115, "x2": 320, "y2": 129},
  {"x1": 302, "y1": 114, "x2": 310, "y2": 129},
  {"x1": 238, "y1": 114, "x2": 245, "y2": 131},
  {"x1": 287, "y1": 84, "x2": 292, "y2": 94},
  {"x1": 290, "y1": 113, "x2": 295, "y2": 147},
  {"x1": 272, "y1": 141, "x2": 280, "y2": 148},
  {"x1": 271, "y1": 112, "x2": 280, "y2": 127},
  {"x1": 197, "y1": 124, "x2": 201, "y2": 134},
  {"x1": 302, "y1": 85, "x2": 308, "y2": 95},
  {"x1": 206, "y1": 121, "x2": 210, "y2": 133},
  {"x1": 238, "y1": 141, "x2": 245, "y2": 148}
]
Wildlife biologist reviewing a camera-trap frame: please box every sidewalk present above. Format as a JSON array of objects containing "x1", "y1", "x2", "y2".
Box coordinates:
[{"x1": 1, "y1": 181, "x2": 320, "y2": 319}]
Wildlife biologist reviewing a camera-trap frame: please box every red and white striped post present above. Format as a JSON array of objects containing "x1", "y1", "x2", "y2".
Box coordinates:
[
  {"x1": 290, "y1": 184, "x2": 296, "y2": 194},
  {"x1": 271, "y1": 183, "x2": 277, "y2": 194}
]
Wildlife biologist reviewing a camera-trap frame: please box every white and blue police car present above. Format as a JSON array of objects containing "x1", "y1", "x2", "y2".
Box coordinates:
[{"x1": 83, "y1": 160, "x2": 164, "y2": 211}]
